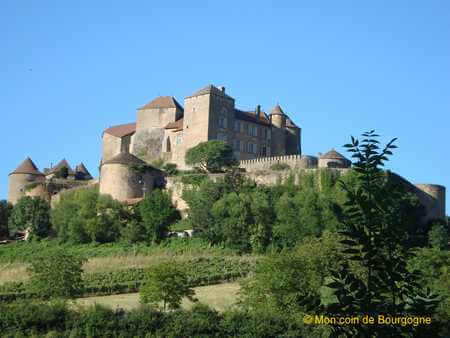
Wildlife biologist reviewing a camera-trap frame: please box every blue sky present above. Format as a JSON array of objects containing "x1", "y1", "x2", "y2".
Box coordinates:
[{"x1": 1, "y1": 1, "x2": 449, "y2": 213}]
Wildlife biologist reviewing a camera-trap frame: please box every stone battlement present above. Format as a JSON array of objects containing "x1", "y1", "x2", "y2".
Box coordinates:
[{"x1": 240, "y1": 155, "x2": 318, "y2": 172}]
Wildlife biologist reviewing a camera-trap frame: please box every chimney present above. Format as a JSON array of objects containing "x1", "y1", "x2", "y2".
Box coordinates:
[
  {"x1": 256, "y1": 105, "x2": 261, "y2": 117},
  {"x1": 220, "y1": 86, "x2": 225, "y2": 93}
]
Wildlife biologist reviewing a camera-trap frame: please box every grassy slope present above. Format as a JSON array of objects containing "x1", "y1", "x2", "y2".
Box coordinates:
[{"x1": 74, "y1": 282, "x2": 240, "y2": 312}]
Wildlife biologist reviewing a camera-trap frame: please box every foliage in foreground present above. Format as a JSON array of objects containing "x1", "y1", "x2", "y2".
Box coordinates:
[
  {"x1": 27, "y1": 248, "x2": 85, "y2": 299},
  {"x1": 0, "y1": 199, "x2": 13, "y2": 238},
  {"x1": 140, "y1": 262, "x2": 196, "y2": 310},
  {"x1": 8, "y1": 196, "x2": 51, "y2": 238},
  {"x1": 300, "y1": 131, "x2": 443, "y2": 337}
]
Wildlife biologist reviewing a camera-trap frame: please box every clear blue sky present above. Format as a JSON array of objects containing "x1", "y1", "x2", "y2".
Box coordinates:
[{"x1": 2, "y1": 1, "x2": 449, "y2": 214}]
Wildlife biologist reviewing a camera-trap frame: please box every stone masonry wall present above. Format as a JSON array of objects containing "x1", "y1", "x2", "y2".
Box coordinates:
[{"x1": 240, "y1": 154, "x2": 318, "y2": 172}]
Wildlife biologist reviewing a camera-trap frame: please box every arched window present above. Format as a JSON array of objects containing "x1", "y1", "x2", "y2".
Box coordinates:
[{"x1": 165, "y1": 136, "x2": 171, "y2": 152}]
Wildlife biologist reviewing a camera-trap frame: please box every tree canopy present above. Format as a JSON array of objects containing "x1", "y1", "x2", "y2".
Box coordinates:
[{"x1": 185, "y1": 140, "x2": 238, "y2": 173}]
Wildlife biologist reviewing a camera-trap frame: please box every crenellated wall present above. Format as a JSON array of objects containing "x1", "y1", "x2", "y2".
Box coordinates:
[{"x1": 239, "y1": 154, "x2": 318, "y2": 172}]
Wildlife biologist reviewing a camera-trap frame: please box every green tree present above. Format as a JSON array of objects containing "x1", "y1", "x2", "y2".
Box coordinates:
[
  {"x1": 140, "y1": 262, "x2": 196, "y2": 311},
  {"x1": 27, "y1": 249, "x2": 85, "y2": 299},
  {"x1": 185, "y1": 140, "x2": 238, "y2": 173},
  {"x1": 428, "y1": 222, "x2": 449, "y2": 250},
  {"x1": 305, "y1": 131, "x2": 442, "y2": 337},
  {"x1": 0, "y1": 200, "x2": 13, "y2": 238},
  {"x1": 8, "y1": 196, "x2": 51, "y2": 238},
  {"x1": 137, "y1": 189, "x2": 180, "y2": 243},
  {"x1": 51, "y1": 188, "x2": 128, "y2": 243}
]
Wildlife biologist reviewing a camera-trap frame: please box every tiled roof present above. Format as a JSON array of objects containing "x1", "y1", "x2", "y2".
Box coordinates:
[
  {"x1": 75, "y1": 163, "x2": 92, "y2": 178},
  {"x1": 9, "y1": 157, "x2": 44, "y2": 176},
  {"x1": 138, "y1": 96, "x2": 184, "y2": 111},
  {"x1": 286, "y1": 118, "x2": 299, "y2": 129},
  {"x1": 270, "y1": 105, "x2": 285, "y2": 116},
  {"x1": 103, "y1": 123, "x2": 136, "y2": 138},
  {"x1": 165, "y1": 117, "x2": 184, "y2": 130},
  {"x1": 320, "y1": 149, "x2": 348, "y2": 160},
  {"x1": 48, "y1": 159, "x2": 75, "y2": 175},
  {"x1": 234, "y1": 109, "x2": 271, "y2": 126},
  {"x1": 186, "y1": 84, "x2": 234, "y2": 100}
]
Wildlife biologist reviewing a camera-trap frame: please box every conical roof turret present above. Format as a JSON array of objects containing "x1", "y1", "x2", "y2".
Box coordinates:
[
  {"x1": 270, "y1": 104, "x2": 286, "y2": 116},
  {"x1": 9, "y1": 157, "x2": 44, "y2": 176}
]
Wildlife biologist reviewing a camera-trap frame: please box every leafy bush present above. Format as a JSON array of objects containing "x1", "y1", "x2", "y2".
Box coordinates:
[
  {"x1": 51, "y1": 188, "x2": 129, "y2": 243},
  {"x1": 27, "y1": 248, "x2": 85, "y2": 299},
  {"x1": 428, "y1": 222, "x2": 449, "y2": 250},
  {"x1": 0, "y1": 199, "x2": 12, "y2": 238},
  {"x1": 163, "y1": 162, "x2": 178, "y2": 176},
  {"x1": 140, "y1": 262, "x2": 196, "y2": 310},
  {"x1": 269, "y1": 163, "x2": 290, "y2": 171},
  {"x1": 8, "y1": 196, "x2": 51, "y2": 238}
]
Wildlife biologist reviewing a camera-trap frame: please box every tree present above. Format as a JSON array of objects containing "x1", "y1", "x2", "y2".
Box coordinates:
[
  {"x1": 0, "y1": 200, "x2": 12, "y2": 238},
  {"x1": 54, "y1": 167, "x2": 69, "y2": 179},
  {"x1": 428, "y1": 222, "x2": 449, "y2": 250},
  {"x1": 51, "y1": 188, "x2": 129, "y2": 243},
  {"x1": 8, "y1": 196, "x2": 51, "y2": 238},
  {"x1": 27, "y1": 249, "x2": 85, "y2": 299},
  {"x1": 137, "y1": 189, "x2": 180, "y2": 243},
  {"x1": 301, "y1": 131, "x2": 441, "y2": 337},
  {"x1": 185, "y1": 140, "x2": 238, "y2": 173},
  {"x1": 140, "y1": 262, "x2": 196, "y2": 311}
]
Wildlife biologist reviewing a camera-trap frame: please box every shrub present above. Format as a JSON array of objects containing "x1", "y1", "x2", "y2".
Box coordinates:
[
  {"x1": 8, "y1": 196, "x2": 51, "y2": 238},
  {"x1": 269, "y1": 163, "x2": 290, "y2": 171},
  {"x1": 140, "y1": 262, "x2": 196, "y2": 311},
  {"x1": 428, "y1": 222, "x2": 449, "y2": 250},
  {"x1": 163, "y1": 163, "x2": 178, "y2": 176},
  {"x1": 0, "y1": 200, "x2": 12, "y2": 238},
  {"x1": 27, "y1": 248, "x2": 85, "y2": 299},
  {"x1": 51, "y1": 188, "x2": 129, "y2": 243}
]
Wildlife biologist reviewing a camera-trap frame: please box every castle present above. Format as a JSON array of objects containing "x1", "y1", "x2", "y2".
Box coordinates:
[{"x1": 7, "y1": 84, "x2": 446, "y2": 223}]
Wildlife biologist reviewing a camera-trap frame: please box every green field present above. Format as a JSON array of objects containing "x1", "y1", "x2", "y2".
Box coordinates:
[{"x1": 75, "y1": 282, "x2": 240, "y2": 312}]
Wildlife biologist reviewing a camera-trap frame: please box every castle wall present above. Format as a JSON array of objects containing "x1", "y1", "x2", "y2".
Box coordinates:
[
  {"x1": 132, "y1": 127, "x2": 165, "y2": 163},
  {"x1": 240, "y1": 155, "x2": 318, "y2": 172},
  {"x1": 102, "y1": 133, "x2": 122, "y2": 162},
  {"x1": 25, "y1": 183, "x2": 49, "y2": 201},
  {"x1": 99, "y1": 163, "x2": 154, "y2": 202},
  {"x1": 8, "y1": 173, "x2": 45, "y2": 205}
]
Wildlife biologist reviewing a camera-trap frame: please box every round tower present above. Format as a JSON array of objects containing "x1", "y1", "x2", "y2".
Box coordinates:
[
  {"x1": 8, "y1": 157, "x2": 45, "y2": 204},
  {"x1": 270, "y1": 105, "x2": 287, "y2": 156},
  {"x1": 99, "y1": 152, "x2": 160, "y2": 202},
  {"x1": 319, "y1": 149, "x2": 351, "y2": 169},
  {"x1": 270, "y1": 105, "x2": 286, "y2": 129},
  {"x1": 414, "y1": 184, "x2": 446, "y2": 221}
]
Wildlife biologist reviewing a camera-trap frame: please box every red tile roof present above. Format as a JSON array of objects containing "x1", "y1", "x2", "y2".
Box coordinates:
[
  {"x1": 138, "y1": 96, "x2": 183, "y2": 111},
  {"x1": 48, "y1": 159, "x2": 75, "y2": 175},
  {"x1": 9, "y1": 157, "x2": 44, "y2": 176},
  {"x1": 320, "y1": 149, "x2": 348, "y2": 160},
  {"x1": 235, "y1": 109, "x2": 271, "y2": 126},
  {"x1": 165, "y1": 117, "x2": 183, "y2": 130},
  {"x1": 270, "y1": 105, "x2": 285, "y2": 116},
  {"x1": 103, "y1": 123, "x2": 136, "y2": 138},
  {"x1": 186, "y1": 84, "x2": 234, "y2": 100}
]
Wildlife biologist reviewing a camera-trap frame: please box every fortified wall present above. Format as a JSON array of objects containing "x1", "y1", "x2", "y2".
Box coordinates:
[{"x1": 239, "y1": 155, "x2": 318, "y2": 171}]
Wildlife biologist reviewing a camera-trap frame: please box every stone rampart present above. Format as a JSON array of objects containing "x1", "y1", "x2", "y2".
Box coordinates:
[{"x1": 239, "y1": 155, "x2": 318, "y2": 172}]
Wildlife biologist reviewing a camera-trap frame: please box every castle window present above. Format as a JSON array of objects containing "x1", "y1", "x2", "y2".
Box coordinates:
[
  {"x1": 217, "y1": 132, "x2": 227, "y2": 142},
  {"x1": 219, "y1": 116, "x2": 227, "y2": 129},
  {"x1": 261, "y1": 144, "x2": 267, "y2": 157},
  {"x1": 176, "y1": 134, "x2": 183, "y2": 145},
  {"x1": 165, "y1": 136, "x2": 171, "y2": 152},
  {"x1": 233, "y1": 139, "x2": 241, "y2": 151},
  {"x1": 233, "y1": 120, "x2": 240, "y2": 132},
  {"x1": 248, "y1": 142, "x2": 257, "y2": 154},
  {"x1": 240, "y1": 141, "x2": 245, "y2": 152}
]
